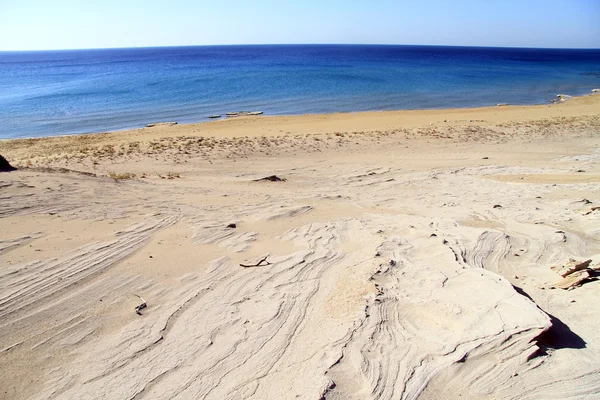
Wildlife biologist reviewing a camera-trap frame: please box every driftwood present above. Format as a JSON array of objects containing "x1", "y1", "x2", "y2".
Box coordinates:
[
  {"x1": 254, "y1": 175, "x2": 286, "y2": 182},
  {"x1": 134, "y1": 295, "x2": 147, "y2": 315},
  {"x1": 240, "y1": 256, "x2": 271, "y2": 268}
]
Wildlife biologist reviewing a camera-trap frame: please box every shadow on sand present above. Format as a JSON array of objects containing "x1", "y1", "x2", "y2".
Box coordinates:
[{"x1": 512, "y1": 284, "x2": 586, "y2": 354}]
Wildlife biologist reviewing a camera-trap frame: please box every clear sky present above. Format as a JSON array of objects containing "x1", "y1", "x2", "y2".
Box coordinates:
[{"x1": 0, "y1": 0, "x2": 599, "y2": 51}]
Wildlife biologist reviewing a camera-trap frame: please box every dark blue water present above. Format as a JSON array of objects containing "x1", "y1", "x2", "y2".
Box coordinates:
[{"x1": 1, "y1": 45, "x2": 600, "y2": 139}]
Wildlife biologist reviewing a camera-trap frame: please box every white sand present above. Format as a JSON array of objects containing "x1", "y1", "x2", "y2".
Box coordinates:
[{"x1": 1, "y1": 96, "x2": 600, "y2": 399}]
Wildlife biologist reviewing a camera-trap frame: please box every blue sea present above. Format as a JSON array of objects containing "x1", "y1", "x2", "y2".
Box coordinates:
[{"x1": 1, "y1": 45, "x2": 600, "y2": 139}]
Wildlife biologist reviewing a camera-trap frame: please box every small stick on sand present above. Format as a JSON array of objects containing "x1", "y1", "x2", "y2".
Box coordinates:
[
  {"x1": 254, "y1": 175, "x2": 286, "y2": 182},
  {"x1": 240, "y1": 256, "x2": 271, "y2": 268},
  {"x1": 134, "y1": 294, "x2": 147, "y2": 315}
]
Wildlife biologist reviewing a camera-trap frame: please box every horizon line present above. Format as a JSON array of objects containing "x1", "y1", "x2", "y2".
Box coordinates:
[{"x1": 2, "y1": 42, "x2": 600, "y2": 53}]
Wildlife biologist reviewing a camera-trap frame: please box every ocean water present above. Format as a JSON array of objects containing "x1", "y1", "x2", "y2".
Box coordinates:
[{"x1": 1, "y1": 45, "x2": 600, "y2": 139}]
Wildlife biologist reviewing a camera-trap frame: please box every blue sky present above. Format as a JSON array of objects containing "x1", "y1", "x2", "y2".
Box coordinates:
[{"x1": 0, "y1": 0, "x2": 599, "y2": 50}]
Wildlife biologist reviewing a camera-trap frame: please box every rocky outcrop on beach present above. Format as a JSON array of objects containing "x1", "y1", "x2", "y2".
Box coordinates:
[{"x1": 545, "y1": 257, "x2": 600, "y2": 290}]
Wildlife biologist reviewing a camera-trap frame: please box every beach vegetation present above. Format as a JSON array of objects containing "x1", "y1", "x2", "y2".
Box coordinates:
[
  {"x1": 158, "y1": 172, "x2": 181, "y2": 179},
  {"x1": 107, "y1": 171, "x2": 136, "y2": 180}
]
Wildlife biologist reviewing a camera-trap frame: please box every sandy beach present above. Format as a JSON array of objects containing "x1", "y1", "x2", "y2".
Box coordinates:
[{"x1": 1, "y1": 94, "x2": 600, "y2": 399}]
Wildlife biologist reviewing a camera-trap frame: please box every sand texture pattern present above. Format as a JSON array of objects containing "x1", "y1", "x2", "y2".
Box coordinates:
[{"x1": 1, "y1": 95, "x2": 600, "y2": 399}]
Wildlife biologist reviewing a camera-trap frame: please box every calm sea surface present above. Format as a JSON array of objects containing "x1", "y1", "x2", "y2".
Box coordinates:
[{"x1": 1, "y1": 45, "x2": 599, "y2": 139}]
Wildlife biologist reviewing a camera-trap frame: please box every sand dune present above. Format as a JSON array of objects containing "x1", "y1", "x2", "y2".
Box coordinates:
[{"x1": 1, "y1": 97, "x2": 600, "y2": 399}]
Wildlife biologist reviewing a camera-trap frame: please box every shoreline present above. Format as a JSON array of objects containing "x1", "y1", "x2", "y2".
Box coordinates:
[
  {"x1": 1, "y1": 92, "x2": 599, "y2": 144},
  {"x1": 0, "y1": 91, "x2": 598, "y2": 175}
]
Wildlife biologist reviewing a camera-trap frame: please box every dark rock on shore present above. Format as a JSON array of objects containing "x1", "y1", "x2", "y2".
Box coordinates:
[{"x1": 0, "y1": 154, "x2": 16, "y2": 172}]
